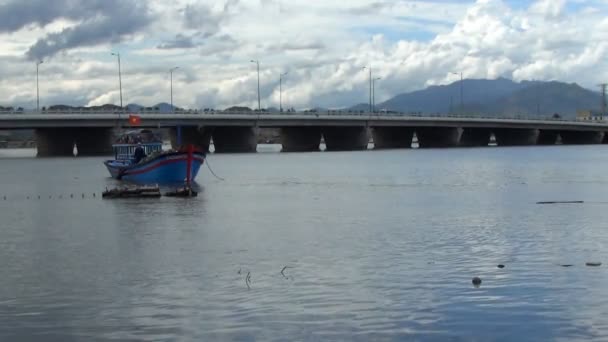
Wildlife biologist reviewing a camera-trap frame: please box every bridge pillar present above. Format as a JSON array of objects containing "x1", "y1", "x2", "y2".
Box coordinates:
[
  {"x1": 459, "y1": 128, "x2": 491, "y2": 147},
  {"x1": 560, "y1": 130, "x2": 604, "y2": 145},
  {"x1": 212, "y1": 126, "x2": 257, "y2": 153},
  {"x1": 322, "y1": 127, "x2": 369, "y2": 151},
  {"x1": 493, "y1": 128, "x2": 539, "y2": 146},
  {"x1": 35, "y1": 128, "x2": 75, "y2": 157},
  {"x1": 415, "y1": 127, "x2": 461, "y2": 148},
  {"x1": 280, "y1": 127, "x2": 321, "y2": 152},
  {"x1": 169, "y1": 126, "x2": 213, "y2": 152},
  {"x1": 372, "y1": 127, "x2": 414, "y2": 149},
  {"x1": 74, "y1": 128, "x2": 113, "y2": 156},
  {"x1": 537, "y1": 130, "x2": 559, "y2": 145}
]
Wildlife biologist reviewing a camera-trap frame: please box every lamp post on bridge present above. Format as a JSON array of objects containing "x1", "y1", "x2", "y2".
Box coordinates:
[
  {"x1": 250, "y1": 60, "x2": 261, "y2": 111},
  {"x1": 452, "y1": 71, "x2": 463, "y2": 113},
  {"x1": 111, "y1": 51, "x2": 124, "y2": 131},
  {"x1": 36, "y1": 60, "x2": 43, "y2": 112},
  {"x1": 363, "y1": 66, "x2": 372, "y2": 112},
  {"x1": 280, "y1": 71, "x2": 288, "y2": 112},
  {"x1": 111, "y1": 52, "x2": 123, "y2": 110},
  {"x1": 169, "y1": 67, "x2": 179, "y2": 113},
  {"x1": 372, "y1": 77, "x2": 381, "y2": 112}
]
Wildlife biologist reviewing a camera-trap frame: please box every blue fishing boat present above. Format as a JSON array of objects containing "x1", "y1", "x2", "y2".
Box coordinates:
[{"x1": 104, "y1": 130, "x2": 205, "y2": 184}]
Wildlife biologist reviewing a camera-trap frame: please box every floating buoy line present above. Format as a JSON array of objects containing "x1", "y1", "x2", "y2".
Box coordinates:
[
  {"x1": 1, "y1": 185, "x2": 199, "y2": 200},
  {"x1": 1, "y1": 193, "x2": 101, "y2": 200}
]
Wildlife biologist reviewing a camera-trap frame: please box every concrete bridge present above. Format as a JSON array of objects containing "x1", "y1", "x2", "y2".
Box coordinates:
[{"x1": 1, "y1": 110, "x2": 608, "y2": 156}]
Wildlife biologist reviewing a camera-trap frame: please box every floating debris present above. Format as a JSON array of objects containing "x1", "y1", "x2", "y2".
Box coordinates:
[
  {"x1": 537, "y1": 201, "x2": 584, "y2": 205},
  {"x1": 102, "y1": 186, "x2": 161, "y2": 199},
  {"x1": 497, "y1": 264, "x2": 505, "y2": 269},
  {"x1": 165, "y1": 186, "x2": 197, "y2": 198},
  {"x1": 281, "y1": 266, "x2": 292, "y2": 279},
  {"x1": 586, "y1": 262, "x2": 602, "y2": 267},
  {"x1": 472, "y1": 277, "x2": 482, "y2": 286},
  {"x1": 560, "y1": 264, "x2": 574, "y2": 267},
  {"x1": 246, "y1": 272, "x2": 252, "y2": 290}
]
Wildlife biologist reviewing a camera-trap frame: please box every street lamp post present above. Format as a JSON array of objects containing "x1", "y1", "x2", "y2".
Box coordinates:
[
  {"x1": 452, "y1": 71, "x2": 463, "y2": 113},
  {"x1": 363, "y1": 66, "x2": 372, "y2": 112},
  {"x1": 250, "y1": 60, "x2": 261, "y2": 111},
  {"x1": 372, "y1": 77, "x2": 381, "y2": 112},
  {"x1": 111, "y1": 52, "x2": 123, "y2": 112},
  {"x1": 170, "y1": 67, "x2": 179, "y2": 113},
  {"x1": 280, "y1": 72, "x2": 288, "y2": 112},
  {"x1": 36, "y1": 60, "x2": 43, "y2": 112}
]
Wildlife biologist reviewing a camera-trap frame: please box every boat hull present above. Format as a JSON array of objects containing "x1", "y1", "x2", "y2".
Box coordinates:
[{"x1": 104, "y1": 151, "x2": 205, "y2": 184}]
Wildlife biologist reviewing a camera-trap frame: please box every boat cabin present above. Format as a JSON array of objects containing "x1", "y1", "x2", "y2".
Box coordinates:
[{"x1": 112, "y1": 129, "x2": 163, "y2": 161}]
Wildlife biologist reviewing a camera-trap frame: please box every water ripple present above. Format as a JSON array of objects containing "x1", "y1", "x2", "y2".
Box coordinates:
[{"x1": 2, "y1": 147, "x2": 608, "y2": 340}]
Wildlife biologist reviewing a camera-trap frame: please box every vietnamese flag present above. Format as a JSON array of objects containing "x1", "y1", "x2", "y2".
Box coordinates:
[{"x1": 129, "y1": 114, "x2": 141, "y2": 126}]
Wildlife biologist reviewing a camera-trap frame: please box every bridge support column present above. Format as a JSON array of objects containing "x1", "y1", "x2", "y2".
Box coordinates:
[
  {"x1": 35, "y1": 128, "x2": 75, "y2": 157},
  {"x1": 74, "y1": 128, "x2": 113, "y2": 156},
  {"x1": 415, "y1": 127, "x2": 461, "y2": 148},
  {"x1": 322, "y1": 127, "x2": 369, "y2": 151},
  {"x1": 560, "y1": 131, "x2": 604, "y2": 145},
  {"x1": 537, "y1": 130, "x2": 559, "y2": 145},
  {"x1": 459, "y1": 128, "x2": 491, "y2": 147},
  {"x1": 372, "y1": 127, "x2": 414, "y2": 149},
  {"x1": 280, "y1": 127, "x2": 321, "y2": 152},
  {"x1": 494, "y1": 128, "x2": 539, "y2": 146},
  {"x1": 212, "y1": 126, "x2": 257, "y2": 153},
  {"x1": 169, "y1": 126, "x2": 213, "y2": 152}
]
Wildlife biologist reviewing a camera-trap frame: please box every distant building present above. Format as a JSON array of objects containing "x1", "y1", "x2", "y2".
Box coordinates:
[{"x1": 576, "y1": 109, "x2": 605, "y2": 121}]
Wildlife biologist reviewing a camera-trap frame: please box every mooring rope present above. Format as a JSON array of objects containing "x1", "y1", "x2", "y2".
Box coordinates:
[{"x1": 205, "y1": 157, "x2": 225, "y2": 181}]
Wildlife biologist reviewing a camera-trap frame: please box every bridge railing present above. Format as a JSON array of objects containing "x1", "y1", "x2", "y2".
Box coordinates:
[{"x1": 0, "y1": 108, "x2": 604, "y2": 124}]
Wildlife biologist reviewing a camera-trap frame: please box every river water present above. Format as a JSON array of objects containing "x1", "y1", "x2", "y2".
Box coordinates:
[{"x1": 1, "y1": 145, "x2": 608, "y2": 341}]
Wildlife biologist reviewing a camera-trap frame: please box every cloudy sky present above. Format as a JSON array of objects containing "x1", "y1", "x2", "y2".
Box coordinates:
[{"x1": 0, "y1": 0, "x2": 607, "y2": 110}]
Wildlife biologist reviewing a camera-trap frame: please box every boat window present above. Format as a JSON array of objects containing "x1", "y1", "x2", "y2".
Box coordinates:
[{"x1": 113, "y1": 143, "x2": 163, "y2": 161}]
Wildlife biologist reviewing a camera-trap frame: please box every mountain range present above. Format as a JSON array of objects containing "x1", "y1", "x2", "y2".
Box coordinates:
[
  {"x1": 6, "y1": 78, "x2": 603, "y2": 118},
  {"x1": 351, "y1": 78, "x2": 604, "y2": 118}
]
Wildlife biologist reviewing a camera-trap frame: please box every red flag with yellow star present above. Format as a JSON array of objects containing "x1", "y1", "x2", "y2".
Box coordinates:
[{"x1": 129, "y1": 114, "x2": 141, "y2": 126}]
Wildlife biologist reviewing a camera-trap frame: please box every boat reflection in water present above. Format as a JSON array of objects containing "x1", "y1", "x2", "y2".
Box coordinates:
[{"x1": 103, "y1": 129, "x2": 205, "y2": 184}]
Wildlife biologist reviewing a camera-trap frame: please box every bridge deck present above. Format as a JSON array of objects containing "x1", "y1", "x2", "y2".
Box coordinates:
[{"x1": 1, "y1": 112, "x2": 608, "y2": 131}]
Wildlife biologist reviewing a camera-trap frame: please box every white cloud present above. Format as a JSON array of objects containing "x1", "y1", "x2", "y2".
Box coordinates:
[
  {"x1": 0, "y1": 0, "x2": 607, "y2": 109},
  {"x1": 529, "y1": 0, "x2": 567, "y2": 19}
]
